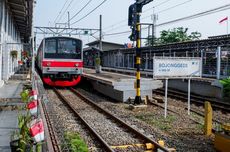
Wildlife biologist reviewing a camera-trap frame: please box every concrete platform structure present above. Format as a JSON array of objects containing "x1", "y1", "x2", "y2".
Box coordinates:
[
  {"x1": 0, "y1": 110, "x2": 19, "y2": 152},
  {"x1": 101, "y1": 67, "x2": 223, "y2": 99},
  {"x1": 0, "y1": 80, "x2": 24, "y2": 99},
  {"x1": 168, "y1": 79, "x2": 223, "y2": 99},
  {"x1": 83, "y1": 68, "x2": 163, "y2": 102},
  {"x1": 0, "y1": 80, "x2": 25, "y2": 152}
]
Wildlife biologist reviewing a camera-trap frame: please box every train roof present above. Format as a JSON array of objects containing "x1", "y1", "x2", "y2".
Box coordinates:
[{"x1": 42, "y1": 36, "x2": 82, "y2": 41}]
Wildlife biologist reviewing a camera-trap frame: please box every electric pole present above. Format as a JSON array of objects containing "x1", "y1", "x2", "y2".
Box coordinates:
[
  {"x1": 99, "y1": 15, "x2": 102, "y2": 51},
  {"x1": 152, "y1": 8, "x2": 157, "y2": 46},
  {"x1": 68, "y1": 11, "x2": 70, "y2": 28}
]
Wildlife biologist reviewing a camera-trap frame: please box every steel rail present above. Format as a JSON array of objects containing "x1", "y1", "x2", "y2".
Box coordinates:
[
  {"x1": 70, "y1": 87, "x2": 172, "y2": 152},
  {"x1": 41, "y1": 98, "x2": 61, "y2": 152},
  {"x1": 157, "y1": 88, "x2": 230, "y2": 107},
  {"x1": 53, "y1": 88, "x2": 114, "y2": 152},
  {"x1": 154, "y1": 89, "x2": 230, "y2": 113}
]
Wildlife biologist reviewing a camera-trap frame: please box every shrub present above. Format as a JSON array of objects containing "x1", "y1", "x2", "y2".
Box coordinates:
[
  {"x1": 220, "y1": 77, "x2": 230, "y2": 97},
  {"x1": 64, "y1": 132, "x2": 88, "y2": 152}
]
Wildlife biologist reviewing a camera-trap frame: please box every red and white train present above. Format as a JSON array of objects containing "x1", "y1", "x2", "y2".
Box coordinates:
[{"x1": 36, "y1": 36, "x2": 83, "y2": 87}]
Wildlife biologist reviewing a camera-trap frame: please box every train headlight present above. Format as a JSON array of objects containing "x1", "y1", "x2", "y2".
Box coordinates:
[
  {"x1": 47, "y1": 62, "x2": 51, "y2": 67},
  {"x1": 75, "y1": 63, "x2": 79, "y2": 67}
]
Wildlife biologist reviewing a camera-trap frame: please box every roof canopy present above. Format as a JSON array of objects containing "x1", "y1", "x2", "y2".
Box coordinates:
[{"x1": 7, "y1": 0, "x2": 34, "y2": 42}]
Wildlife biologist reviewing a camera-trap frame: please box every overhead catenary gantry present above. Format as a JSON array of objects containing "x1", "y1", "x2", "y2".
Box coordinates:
[
  {"x1": 128, "y1": 0, "x2": 154, "y2": 104},
  {"x1": 34, "y1": 26, "x2": 100, "y2": 36}
]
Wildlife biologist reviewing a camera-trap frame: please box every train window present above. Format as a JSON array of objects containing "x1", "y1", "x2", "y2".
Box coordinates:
[
  {"x1": 58, "y1": 38, "x2": 81, "y2": 54},
  {"x1": 45, "y1": 39, "x2": 56, "y2": 53}
]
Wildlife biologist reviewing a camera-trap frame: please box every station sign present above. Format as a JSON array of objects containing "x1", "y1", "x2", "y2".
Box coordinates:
[{"x1": 153, "y1": 57, "x2": 202, "y2": 78}]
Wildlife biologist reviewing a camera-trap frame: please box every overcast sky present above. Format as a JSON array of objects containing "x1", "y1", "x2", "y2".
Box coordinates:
[{"x1": 34, "y1": 0, "x2": 230, "y2": 47}]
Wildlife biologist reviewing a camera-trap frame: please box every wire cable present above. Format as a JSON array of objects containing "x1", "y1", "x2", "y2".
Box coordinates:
[
  {"x1": 143, "y1": 0, "x2": 172, "y2": 13},
  {"x1": 103, "y1": 0, "x2": 175, "y2": 32},
  {"x1": 54, "y1": 0, "x2": 70, "y2": 23},
  {"x1": 104, "y1": 0, "x2": 192, "y2": 34},
  {"x1": 57, "y1": 0, "x2": 75, "y2": 23},
  {"x1": 156, "y1": 3, "x2": 230, "y2": 27},
  {"x1": 71, "y1": 0, "x2": 107, "y2": 25},
  {"x1": 69, "y1": 0, "x2": 94, "y2": 21},
  {"x1": 103, "y1": 3, "x2": 230, "y2": 37}
]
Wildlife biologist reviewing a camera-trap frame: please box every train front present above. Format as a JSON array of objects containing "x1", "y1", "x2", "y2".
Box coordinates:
[{"x1": 42, "y1": 37, "x2": 83, "y2": 87}]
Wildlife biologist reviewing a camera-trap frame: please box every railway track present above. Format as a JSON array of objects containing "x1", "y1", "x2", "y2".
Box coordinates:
[
  {"x1": 154, "y1": 88, "x2": 230, "y2": 113},
  {"x1": 41, "y1": 98, "x2": 61, "y2": 152},
  {"x1": 52, "y1": 87, "x2": 173, "y2": 152}
]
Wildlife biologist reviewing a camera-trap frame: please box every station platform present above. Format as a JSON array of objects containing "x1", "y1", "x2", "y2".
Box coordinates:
[
  {"x1": 101, "y1": 67, "x2": 223, "y2": 99},
  {"x1": 83, "y1": 68, "x2": 163, "y2": 102},
  {"x1": 0, "y1": 111, "x2": 19, "y2": 152},
  {"x1": 0, "y1": 80, "x2": 24, "y2": 99},
  {"x1": 0, "y1": 80, "x2": 25, "y2": 152}
]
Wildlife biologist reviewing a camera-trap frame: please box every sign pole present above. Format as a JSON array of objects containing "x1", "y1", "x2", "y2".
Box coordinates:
[
  {"x1": 164, "y1": 78, "x2": 168, "y2": 118},
  {"x1": 188, "y1": 78, "x2": 191, "y2": 115}
]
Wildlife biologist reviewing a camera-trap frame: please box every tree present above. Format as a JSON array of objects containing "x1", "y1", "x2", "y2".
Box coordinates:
[{"x1": 145, "y1": 27, "x2": 201, "y2": 46}]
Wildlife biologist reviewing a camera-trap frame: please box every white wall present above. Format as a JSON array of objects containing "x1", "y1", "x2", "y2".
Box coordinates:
[{"x1": 0, "y1": 0, "x2": 22, "y2": 81}]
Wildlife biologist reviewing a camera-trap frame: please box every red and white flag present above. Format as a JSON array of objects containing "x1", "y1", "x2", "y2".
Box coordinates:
[
  {"x1": 30, "y1": 119, "x2": 44, "y2": 143},
  {"x1": 27, "y1": 100, "x2": 38, "y2": 115},
  {"x1": 219, "y1": 17, "x2": 228, "y2": 23}
]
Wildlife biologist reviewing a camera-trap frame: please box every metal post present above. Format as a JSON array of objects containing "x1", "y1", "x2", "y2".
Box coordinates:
[
  {"x1": 31, "y1": 0, "x2": 35, "y2": 89},
  {"x1": 201, "y1": 49, "x2": 204, "y2": 76},
  {"x1": 123, "y1": 54, "x2": 125, "y2": 67},
  {"x1": 164, "y1": 78, "x2": 168, "y2": 118},
  {"x1": 68, "y1": 12, "x2": 70, "y2": 28},
  {"x1": 99, "y1": 15, "x2": 102, "y2": 51},
  {"x1": 134, "y1": 11, "x2": 142, "y2": 104},
  {"x1": 217, "y1": 46, "x2": 221, "y2": 79},
  {"x1": 152, "y1": 8, "x2": 156, "y2": 46},
  {"x1": 204, "y1": 101, "x2": 213, "y2": 136},
  {"x1": 188, "y1": 78, "x2": 191, "y2": 115},
  {"x1": 127, "y1": 54, "x2": 130, "y2": 68}
]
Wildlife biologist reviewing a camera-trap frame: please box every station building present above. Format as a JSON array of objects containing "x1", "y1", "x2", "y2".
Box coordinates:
[{"x1": 0, "y1": 0, "x2": 33, "y2": 87}]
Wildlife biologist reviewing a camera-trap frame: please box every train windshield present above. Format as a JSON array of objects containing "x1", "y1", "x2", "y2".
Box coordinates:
[{"x1": 44, "y1": 37, "x2": 82, "y2": 59}]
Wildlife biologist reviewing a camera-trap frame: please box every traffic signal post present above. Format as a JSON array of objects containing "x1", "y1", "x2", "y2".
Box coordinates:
[{"x1": 128, "y1": 0, "x2": 153, "y2": 104}]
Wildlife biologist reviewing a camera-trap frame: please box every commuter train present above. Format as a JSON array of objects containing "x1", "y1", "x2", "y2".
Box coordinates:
[{"x1": 36, "y1": 36, "x2": 83, "y2": 87}]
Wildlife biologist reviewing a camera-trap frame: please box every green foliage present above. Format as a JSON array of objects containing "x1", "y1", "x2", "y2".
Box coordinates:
[
  {"x1": 64, "y1": 132, "x2": 88, "y2": 152},
  {"x1": 11, "y1": 50, "x2": 18, "y2": 58},
  {"x1": 220, "y1": 77, "x2": 230, "y2": 97},
  {"x1": 136, "y1": 114, "x2": 176, "y2": 131},
  {"x1": 20, "y1": 90, "x2": 30, "y2": 103},
  {"x1": 145, "y1": 27, "x2": 201, "y2": 46},
  {"x1": 17, "y1": 112, "x2": 32, "y2": 152}
]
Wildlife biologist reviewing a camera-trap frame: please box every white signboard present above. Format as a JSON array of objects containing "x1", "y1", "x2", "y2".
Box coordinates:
[{"x1": 153, "y1": 57, "x2": 202, "y2": 78}]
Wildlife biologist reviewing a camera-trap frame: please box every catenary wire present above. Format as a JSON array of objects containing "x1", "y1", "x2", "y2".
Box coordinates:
[
  {"x1": 103, "y1": 3, "x2": 230, "y2": 37},
  {"x1": 69, "y1": 0, "x2": 94, "y2": 21},
  {"x1": 54, "y1": 0, "x2": 70, "y2": 23},
  {"x1": 70, "y1": 0, "x2": 108, "y2": 26}
]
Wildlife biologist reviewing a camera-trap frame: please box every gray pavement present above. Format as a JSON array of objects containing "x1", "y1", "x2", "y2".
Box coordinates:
[
  {"x1": 0, "y1": 80, "x2": 23, "y2": 99},
  {"x1": 0, "y1": 80, "x2": 25, "y2": 151},
  {"x1": 0, "y1": 110, "x2": 19, "y2": 152}
]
